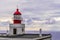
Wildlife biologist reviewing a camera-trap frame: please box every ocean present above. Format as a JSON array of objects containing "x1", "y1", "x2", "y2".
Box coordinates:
[
  {"x1": 49, "y1": 31, "x2": 60, "y2": 40},
  {"x1": 25, "y1": 31, "x2": 60, "y2": 40},
  {"x1": 43, "y1": 31, "x2": 60, "y2": 40}
]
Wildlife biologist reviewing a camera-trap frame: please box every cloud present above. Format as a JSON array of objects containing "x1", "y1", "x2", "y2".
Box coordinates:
[{"x1": 0, "y1": 0, "x2": 60, "y2": 31}]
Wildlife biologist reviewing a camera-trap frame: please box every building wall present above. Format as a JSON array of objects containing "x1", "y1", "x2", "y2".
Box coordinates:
[
  {"x1": 35, "y1": 38, "x2": 51, "y2": 40},
  {"x1": 9, "y1": 28, "x2": 24, "y2": 35},
  {"x1": 0, "y1": 38, "x2": 51, "y2": 40},
  {"x1": 44, "y1": 38, "x2": 51, "y2": 40},
  {"x1": 10, "y1": 24, "x2": 25, "y2": 28},
  {"x1": 0, "y1": 38, "x2": 35, "y2": 40},
  {"x1": 34, "y1": 36, "x2": 51, "y2": 40},
  {"x1": 9, "y1": 24, "x2": 25, "y2": 36},
  {"x1": 17, "y1": 28, "x2": 24, "y2": 34}
]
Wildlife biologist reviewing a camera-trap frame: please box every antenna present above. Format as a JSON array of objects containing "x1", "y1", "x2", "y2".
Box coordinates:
[
  {"x1": 17, "y1": 4, "x2": 18, "y2": 9},
  {"x1": 16, "y1": 4, "x2": 19, "y2": 11}
]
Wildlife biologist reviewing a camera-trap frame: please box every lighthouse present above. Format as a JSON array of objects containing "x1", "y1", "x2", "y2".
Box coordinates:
[
  {"x1": 9, "y1": 8, "x2": 25, "y2": 36},
  {"x1": 0, "y1": 7, "x2": 51, "y2": 40}
]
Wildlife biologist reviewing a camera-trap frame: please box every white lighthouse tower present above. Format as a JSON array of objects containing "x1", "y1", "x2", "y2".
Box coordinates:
[
  {"x1": 9, "y1": 8, "x2": 25, "y2": 36},
  {"x1": 0, "y1": 7, "x2": 51, "y2": 40}
]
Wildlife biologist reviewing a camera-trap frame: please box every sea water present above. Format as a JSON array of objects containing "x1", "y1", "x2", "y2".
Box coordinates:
[{"x1": 25, "y1": 31, "x2": 60, "y2": 40}]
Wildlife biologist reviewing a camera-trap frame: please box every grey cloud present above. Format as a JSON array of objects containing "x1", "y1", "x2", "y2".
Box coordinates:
[
  {"x1": 0, "y1": 21, "x2": 9, "y2": 27},
  {"x1": 0, "y1": 0, "x2": 60, "y2": 31}
]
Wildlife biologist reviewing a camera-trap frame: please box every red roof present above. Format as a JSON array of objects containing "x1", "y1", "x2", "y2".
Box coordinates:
[{"x1": 14, "y1": 8, "x2": 21, "y2": 15}]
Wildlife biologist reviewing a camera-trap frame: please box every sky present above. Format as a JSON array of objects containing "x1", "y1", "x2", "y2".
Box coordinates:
[{"x1": 0, "y1": 0, "x2": 60, "y2": 31}]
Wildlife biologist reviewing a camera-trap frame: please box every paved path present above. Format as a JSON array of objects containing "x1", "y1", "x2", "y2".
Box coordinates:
[{"x1": 0, "y1": 38, "x2": 34, "y2": 40}]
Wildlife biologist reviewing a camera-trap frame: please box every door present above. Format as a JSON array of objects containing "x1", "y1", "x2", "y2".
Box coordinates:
[
  {"x1": 37, "y1": 39, "x2": 43, "y2": 40},
  {"x1": 13, "y1": 28, "x2": 17, "y2": 34}
]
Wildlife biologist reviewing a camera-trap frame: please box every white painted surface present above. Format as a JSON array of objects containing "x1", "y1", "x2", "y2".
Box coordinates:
[
  {"x1": 10, "y1": 24, "x2": 25, "y2": 28},
  {"x1": 9, "y1": 24, "x2": 25, "y2": 35},
  {"x1": 34, "y1": 35, "x2": 51, "y2": 40},
  {"x1": 44, "y1": 38, "x2": 51, "y2": 40},
  {"x1": 0, "y1": 38, "x2": 35, "y2": 40},
  {"x1": 17, "y1": 28, "x2": 24, "y2": 34},
  {"x1": 0, "y1": 37, "x2": 51, "y2": 40}
]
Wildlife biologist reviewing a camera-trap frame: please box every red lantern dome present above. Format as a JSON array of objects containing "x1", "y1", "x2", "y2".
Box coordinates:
[{"x1": 14, "y1": 8, "x2": 21, "y2": 15}]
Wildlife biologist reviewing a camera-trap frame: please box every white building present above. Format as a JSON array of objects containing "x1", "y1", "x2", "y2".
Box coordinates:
[
  {"x1": 0, "y1": 8, "x2": 52, "y2": 40},
  {"x1": 9, "y1": 8, "x2": 25, "y2": 36}
]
